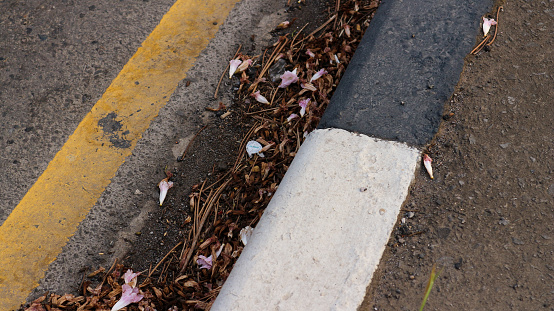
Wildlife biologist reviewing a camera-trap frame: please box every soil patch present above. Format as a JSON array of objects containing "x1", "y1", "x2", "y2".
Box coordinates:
[{"x1": 363, "y1": 1, "x2": 553, "y2": 310}]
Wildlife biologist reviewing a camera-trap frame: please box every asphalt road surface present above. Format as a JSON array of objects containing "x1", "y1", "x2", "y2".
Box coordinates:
[{"x1": 0, "y1": 0, "x2": 296, "y2": 308}]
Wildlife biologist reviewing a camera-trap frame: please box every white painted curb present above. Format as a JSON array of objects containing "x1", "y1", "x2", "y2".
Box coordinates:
[{"x1": 212, "y1": 128, "x2": 420, "y2": 310}]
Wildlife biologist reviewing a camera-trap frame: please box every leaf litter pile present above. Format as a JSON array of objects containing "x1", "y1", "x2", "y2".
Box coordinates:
[{"x1": 22, "y1": 0, "x2": 380, "y2": 310}]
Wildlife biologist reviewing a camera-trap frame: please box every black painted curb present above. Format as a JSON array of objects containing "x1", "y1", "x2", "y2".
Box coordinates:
[{"x1": 318, "y1": 0, "x2": 492, "y2": 147}]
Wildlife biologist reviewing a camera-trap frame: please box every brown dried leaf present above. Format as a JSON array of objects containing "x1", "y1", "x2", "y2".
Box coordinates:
[
  {"x1": 152, "y1": 286, "x2": 163, "y2": 299},
  {"x1": 25, "y1": 302, "x2": 46, "y2": 311},
  {"x1": 183, "y1": 280, "x2": 199, "y2": 288}
]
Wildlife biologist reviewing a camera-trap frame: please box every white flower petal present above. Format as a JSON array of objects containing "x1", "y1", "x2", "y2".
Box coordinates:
[
  {"x1": 229, "y1": 59, "x2": 242, "y2": 78},
  {"x1": 310, "y1": 68, "x2": 328, "y2": 82},
  {"x1": 287, "y1": 113, "x2": 299, "y2": 122},
  {"x1": 423, "y1": 154, "x2": 434, "y2": 179},
  {"x1": 252, "y1": 91, "x2": 270, "y2": 104},
  {"x1": 240, "y1": 226, "x2": 254, "y2": 245},
  {"x1": 482, "y1": 17, "x2": 497, "y2": 36},
  {"x1": 158, "y1": 179, "x2": 174, "y2": 206}
]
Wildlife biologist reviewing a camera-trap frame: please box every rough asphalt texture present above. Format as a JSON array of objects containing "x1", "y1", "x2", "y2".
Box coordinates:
[
  {"x1": 319, "y1": 0, "x2": 492, "y2": 146},
  {"x1": 0, "y1": 0, "x2": 175, "y2": 226},
  {"x1": 0, "y1": 0, "x2": 290, "y2": 302}
]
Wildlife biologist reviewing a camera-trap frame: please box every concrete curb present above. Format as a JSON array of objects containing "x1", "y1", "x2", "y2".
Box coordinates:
[
  {"x1": 213, "y1": 0, "x2": 492, "y2": 309},
  {"x1": 212, "y1": 129, "x2": 419, "y2": 310}
]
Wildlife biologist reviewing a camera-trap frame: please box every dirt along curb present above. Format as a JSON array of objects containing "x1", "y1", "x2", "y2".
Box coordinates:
[{"x1": 366, "y1": 0, "x2": 554, "y2": 309}]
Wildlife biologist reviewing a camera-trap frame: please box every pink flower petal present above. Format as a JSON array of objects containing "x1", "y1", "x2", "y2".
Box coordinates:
[
  {"x1": 298, "y1": 98, "x2": 310, "y2": 117},
  {"x1": 111, "y1": 284, "x2": 143, "y2": 311},
  {"x1": 252, "y1": 91, "x2": 270, "y2": 104},
  {"x1": 229, "y1": 59, "x2": 242, "y2": 78},
  {"x1": 237, "y1": 59, "x2": 252, "y2": 72},
  {"x1": 278, "y1": 68, "x2": 298, "y2": 88},
  {"x1": 423, "y1": 154, "x2": 434, "y2": 179},
  {"x1": 287, "y1": 113, "x2": 299, "y2": 122},
  {"x1": 123, "y1": 269, "x2": 141, "y2": 287},
  {"x1": 482, "y1": 17, "x2": 497, "y2": 36},
  {"x1": 197, "y1": 255, "x2": 213, "y2": 269},
  {"x1": 310, "y1": 69, "x2": 327, "y2": 82},
  {"x1": 306, "y1": 49, "x2": 315, "y2": 58},
  {"x1": 158, "y1": 179, "x2": 174, "y2": 206}
]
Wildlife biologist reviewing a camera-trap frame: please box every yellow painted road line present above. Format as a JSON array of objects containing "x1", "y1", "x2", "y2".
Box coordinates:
[{"x1": 0, "y1": 0, "x2": 239, "y2": 309}]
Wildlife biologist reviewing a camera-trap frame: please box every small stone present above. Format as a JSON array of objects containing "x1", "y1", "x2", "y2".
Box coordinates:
[
  {"x1": 548, "y1": 184, "x2": 554, "y2": 196},
  {"x1": 512, "y1": 237, "x2": 524, "y2": 245},
  {"x1": 459, "y1": 180, "x2": 465, "y2": 186},
  {"x1": 454, "y1": 258, "x2": 463, "y2": 270},
  {"x1": 407, "y1": 211, "x2": 415, "y2": 219},
  {"x1": 507, "y1": 96, "x2": 516, "y2": 105},
  {"x1": 469, "y1": 134, "x2": 476, "y2": 144},
  {"x1": 217, "y1": 162, "x2": 228, "y2": 172},
  {"x1": 409, "y1": 275, "x2": 415, "y2": 280},
  {"x1": 499, "y1": 218, "x2": 509, "y2": 226},
  {"x1": 500, "y1": 143, "x2": 510, "y2": 149},
  {"x1": 134, "y1": 189, "x2": 143, "y2": 195},
  {"x1": 135, "y1": 232, "x2": 141, "y2": 236},
  {"x1": 268, "y1": 59, "x2": 288, "y2": 83}
]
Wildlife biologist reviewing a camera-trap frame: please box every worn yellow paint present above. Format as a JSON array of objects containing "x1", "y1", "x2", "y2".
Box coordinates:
[{"x1": 0, "y1": 0, "x2": 239, "y2": 309}]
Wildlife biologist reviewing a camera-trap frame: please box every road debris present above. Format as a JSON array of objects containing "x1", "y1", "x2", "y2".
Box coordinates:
[
  {"x1": 158, "y1": 172, "x2": 174, "y2": 206},
  {"x1": 471, "y1": 6, "x2": 503, "y2": 54},
  {"x1": 111, "y1": 269, "x2": 143, "y2": 311},
  {"x1": 423, "y1": 154, "x2": 434, "y2": 179},
  {"x1": 246, "y1": 140, "x2": 265, "y2": 158},
  {"x1": 278, "y1": 68, "x2": 299, "y2": 88},
  {"x1": 252, "y1": 90, "x2": 270, "y2": 104},
  {"x1": 482, "y1": 17, "x2": 497, "y2": 36},
  {"x1": 240, "y1": 226, "x2": 254, "y2": 245},
  {"x1": 228, "y1": 59, "x2": 242, "y2": 78}
]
